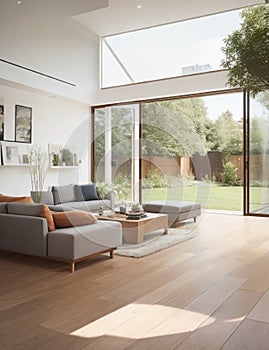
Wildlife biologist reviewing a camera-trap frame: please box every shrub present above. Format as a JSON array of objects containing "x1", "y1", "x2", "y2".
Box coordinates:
[
  {"x1": 222, "y1": 162, "x2": 239, "y2": 186},
  {"x1": 145, "y1": 169, "x2": 165, "y2": 188}
]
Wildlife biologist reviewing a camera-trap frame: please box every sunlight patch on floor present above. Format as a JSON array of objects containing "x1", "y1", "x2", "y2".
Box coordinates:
[{"x1": 71, "y1": 303, "x2": 215, "y2": 339}]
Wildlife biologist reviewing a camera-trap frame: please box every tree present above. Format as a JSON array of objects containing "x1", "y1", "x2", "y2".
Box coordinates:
[
  {"x1": 258, "y1": 91, "x2": 269, "y2": 110},
  {"x1": 221, "y1": 4, "x2": 269, "y2": 96},
  {"x1": 213, "y1": 110, "x2": 243, "y2": 162},
  {"x1": 142, "y1": 99, "x2": 207, "y2": 157}
]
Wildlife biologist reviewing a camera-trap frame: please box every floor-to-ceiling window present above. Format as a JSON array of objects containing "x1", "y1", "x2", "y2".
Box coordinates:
[
  {"x1": 92, "y1": 104, "x2": 140, "y2": 204},
  {"x1": 140, "y1": 92, "x2": 244, "y2": 211},
  {"x1": 92, "y1": 91, "x2": 247, "y2": 212}
]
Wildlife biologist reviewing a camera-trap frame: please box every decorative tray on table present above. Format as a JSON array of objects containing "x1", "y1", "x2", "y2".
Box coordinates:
[{"x1": 126, "y1": 211, "x2": 147, "y2": 220}]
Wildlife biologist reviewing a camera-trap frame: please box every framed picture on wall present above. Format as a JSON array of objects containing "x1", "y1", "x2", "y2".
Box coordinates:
[
  {"x1": 15, "y1": 105, "x2": 32, "y2": 143},
  {"x1": 0, "y1": 105, "x2": 4, "y2": 141},
  {"x1": 1, "y1": 141, "x2": 30, "y2": 166}
]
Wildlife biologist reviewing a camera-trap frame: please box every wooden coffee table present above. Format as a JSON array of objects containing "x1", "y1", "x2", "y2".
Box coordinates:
[{"x1": 97, "y1": 212, "x2": 168, "y2": 244}]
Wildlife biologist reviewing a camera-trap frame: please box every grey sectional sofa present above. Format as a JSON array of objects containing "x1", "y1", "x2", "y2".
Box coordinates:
[
  {"x1": 0, "y1": 202, "x2": 122, "y2": 272},
  {"x1": 39, "y1": 183, "x2": 115, "y2": 212}
]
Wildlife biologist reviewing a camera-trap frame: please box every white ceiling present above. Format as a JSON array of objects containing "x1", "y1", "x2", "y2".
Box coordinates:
[
  {"x1": 73, "y1": 0, "x2": 264, "y2": 37},
  {"x1": 0, "y1": 0, "x2": 108, "y2": 20},
  {"x1": 0, "y1": 0, "x2": 264, "y2": 37}
]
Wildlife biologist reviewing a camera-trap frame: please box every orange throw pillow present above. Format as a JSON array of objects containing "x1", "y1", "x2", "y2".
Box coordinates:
[
  {"x1": 53, "y1": 211, "x2": 97, "y2": 228},
  {"x1": 0, "y1": 195, "x2": 33, "y2": 203},
  {"x1": 40, "y1": 205, "x2": 55, "y2": 232}
]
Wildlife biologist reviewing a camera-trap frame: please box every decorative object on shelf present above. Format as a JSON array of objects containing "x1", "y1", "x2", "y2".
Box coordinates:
[
  {"x1": 0, "y1": 105, "x2": 4, "y2": 141},
  {"x1": 15, "y1": 105, "x2": 32, "y2": 143},
  {"x1": 1, "y1": 141, "x2": 30, "y2": 166},
  {"x1": 29, "y1": 145, "x2": 48, "y2": 203},
  {"x1": 48, "y1": 143, "x2": 79, "y2": 167}
]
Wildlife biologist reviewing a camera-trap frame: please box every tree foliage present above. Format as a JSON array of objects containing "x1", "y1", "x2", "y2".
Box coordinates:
[
  {"x1": 142, "y1": 99, "x2": 207, "y2": 157},
  {"x1": 205, "y1": 109, "x2": 243, "y2": 163},
  {"x1": 221, "y1": 4, "x2": 269, "y2": 96}
]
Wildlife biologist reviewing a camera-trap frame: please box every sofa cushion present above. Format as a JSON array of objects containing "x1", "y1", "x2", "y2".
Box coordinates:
[
  {"x1": 7, "y1": 202, "x2": 55, "y2": 231},
  {"x1": 80, "y1": 183, "x2": 99, "y2": 201},
  {"x1": 52, "y1": 210, "x2": 97, "y2": 228},
  {"x1": 49, "y1": 199, "x2": 111, "y2": 212},
  {"x1": 52, "y1": 184, "x2": 75, "y2": 205},
  {"x1": 0, "y1": 195, "x2": 33, "y2": 203},
  {"x1": 0, "y1": 203, "x2": 7, "y2": 213},
  {"x1": 74, "y1": 184, "x2": 84, "y2": 201}
]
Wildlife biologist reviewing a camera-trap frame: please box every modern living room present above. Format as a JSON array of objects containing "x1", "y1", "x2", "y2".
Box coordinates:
[{"x1": 1, "y1": 0, "x2": 269, "y2": 349}]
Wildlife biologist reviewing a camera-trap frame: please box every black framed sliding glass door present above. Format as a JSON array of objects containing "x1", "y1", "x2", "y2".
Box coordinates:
[{"x1": 245, "y1": 90, "x2": 269, "y2": 216}]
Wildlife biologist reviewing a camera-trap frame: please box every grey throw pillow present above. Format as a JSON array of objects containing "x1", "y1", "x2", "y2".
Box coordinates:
[
  {"x1": 52, "y1": 184, "x2": 75, "y2": 204},
  {"x1": 80, "y1": 183, "x2": 99, "y2": 201}
]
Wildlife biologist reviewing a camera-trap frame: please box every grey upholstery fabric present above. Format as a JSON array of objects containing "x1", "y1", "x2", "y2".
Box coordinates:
[
  {"x1": 74, "y1": 184, "x2": 84, "y2": 201},
  {"x1": 143, "y1": 200, "x2": 201, "y2": 214},
  {"x1": 48, "y1": 221, "x2": 122, "y2": 260},
  {"x1": 0, "y1": 203, "x2": 7, "y2": 213},
  {"x1": 143, "y1": 200, "x2": 201, "y2": 225},
  {"x1": 49, "y1": 199, "x2": 111, "y2": 212},
  {"x1": 52, "y1": 184, "x2": 75, "y2": 204},
  {"x1": 7, "y1": 202, "x2": 44, "y2": 216},
  {"x1": 0, "y1": 214, "x2": 48, "y2": 257}
]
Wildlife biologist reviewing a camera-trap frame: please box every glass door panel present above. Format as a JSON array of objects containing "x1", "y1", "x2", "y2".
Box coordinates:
[
  {"x1": 93, "y1": 104, "x2": 139, "y2": 205},
  {"x1": 248, "y1": 91, "x2": 269, "y2": 215}
]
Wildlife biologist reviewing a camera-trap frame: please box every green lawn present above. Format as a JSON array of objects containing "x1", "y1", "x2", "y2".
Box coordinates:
[{"x1": 142, "y1": 184, "x2": 268, "y2": 211}]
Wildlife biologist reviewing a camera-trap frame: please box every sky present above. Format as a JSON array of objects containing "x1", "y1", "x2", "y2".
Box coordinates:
[
  {"x1": 203, "y1": 93, "x2": 243, "y2": 121},
  {"x1": 102, "y1": 8, "x2": 242, "y2": 86}
]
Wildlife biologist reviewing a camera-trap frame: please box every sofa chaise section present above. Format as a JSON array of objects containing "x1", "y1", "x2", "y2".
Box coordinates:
[
  {"x1": 48, "y1": 221, "x2": 122, "y2": 273},
  {"x1": 0, "y1": 202, "x2": 122, "y2": 272}
]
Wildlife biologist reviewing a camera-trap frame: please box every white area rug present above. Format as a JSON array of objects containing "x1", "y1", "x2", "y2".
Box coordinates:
[{"x1": 114, "y1": 228, "x2": 196, "y2": 258}]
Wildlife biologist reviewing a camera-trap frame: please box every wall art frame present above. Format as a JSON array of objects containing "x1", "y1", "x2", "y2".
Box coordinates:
[
  {"x1": 0, "y1": 105, "x2": 4, "y2": 141},
  {"x1": 15, "y1": 104, "x2": 32, "y2": 143},
  {"x1": 1, "y1": 141, "x2": 30, "y2": 166}
]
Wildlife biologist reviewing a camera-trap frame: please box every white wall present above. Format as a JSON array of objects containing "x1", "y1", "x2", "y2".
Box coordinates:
[
  {"x1": 0, "y1": 14, "x2": 99, "y2": 103},
  {"x1": 0, "y1": 84, "x2": 90, "y2": 196},
  {"x1": 0, "y1": 9, "x2": 98, "y2": 195},
  {"x1": 94, "y1": 70, "x2": 230, "y2": 106}
]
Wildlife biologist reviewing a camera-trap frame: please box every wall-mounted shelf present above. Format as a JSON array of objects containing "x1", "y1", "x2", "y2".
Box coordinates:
[
  {"x1": 0, "y1": 164, "x2": 31, "y2": 167},
  {"x1": 50, "y1": 166, "x2": 79, "y2": 169}
]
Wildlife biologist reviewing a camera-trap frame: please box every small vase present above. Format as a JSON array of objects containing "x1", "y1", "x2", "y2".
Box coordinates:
[
  {"x1": 120, "y1": 205, "x2": 126, "y2": 214},
  {"x1": 30, "y1": 191, "x2": 42, "y2": 203}
]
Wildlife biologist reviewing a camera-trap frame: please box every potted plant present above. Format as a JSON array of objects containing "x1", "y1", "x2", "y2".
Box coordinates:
[
  {"x1": 60, "y1": 148, "x2": 73, "y2": 166},
  {"x1": 29, "y1": 145, "x2": 48, "y2": 203},
  {"x1": 131, "y1": 202, "x2": 142, "y2": 213}
]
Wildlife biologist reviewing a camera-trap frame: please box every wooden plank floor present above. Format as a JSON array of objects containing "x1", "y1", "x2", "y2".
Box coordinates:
[{"x1": 1, "y1": 212, "x2": 269, "y2": 349}]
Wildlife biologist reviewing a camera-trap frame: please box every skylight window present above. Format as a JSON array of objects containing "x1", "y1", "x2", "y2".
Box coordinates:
[{"x1": 101, "y1": 8, "x2": 242, "y2": 88}]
